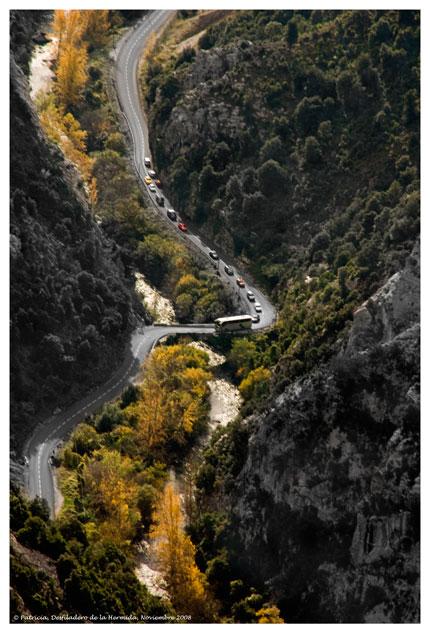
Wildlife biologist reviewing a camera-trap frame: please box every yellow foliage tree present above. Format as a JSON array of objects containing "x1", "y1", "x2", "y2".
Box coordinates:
[
  {"x1": 150, "y1": 483, "x2": 217, "y2": 621},
  {"x1": 52, "y1": 10, "x2": 67, "y2": 45},
  {"x1": 239, "y1": 366, "x2": 271, "y2": 401},
  {"x1": 174, "y1": 274, "x2": 201, "y2": 297},
  {"x1": 53, "y1": 10, "x2": 86, "y2": 48},
  {"x1": 256, "y1": 605, "x2": 284, "y2": 623},
  {"x1": 81, "y1": 10, "x2": 111, "y2": 48},
  {"x1": 56, "y1": 41, "x2": 88, "y2": 109},
  {"x1": 37, "y1": 94, "x2": 95, "y2": 193},
  {"x1": 82, "y1": 448, "x2": 140, "y2": 543},
  {"x1": 129, "y1": 345, "x2": 210, "y2": 452}
]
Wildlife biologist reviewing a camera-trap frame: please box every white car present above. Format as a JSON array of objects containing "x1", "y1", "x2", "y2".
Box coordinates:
[
  {"x1": 254, "y1": 302, "x2": 262, "y2": 313},
  {"x1": 144, "y1": 157, "x2": 151, "y2": 167},
  {"x1": 209, "y1": 250, "x2": 219, "y2": 261},
  {"x1": 148, "y1": 169, "x2": 156, "y2": 178},
  {"x1": 247, "y1": 291, "x2": 255, "y2": 302},
  {"x1": 148, "y1": 183, "x2": 156, "y2": 192}
]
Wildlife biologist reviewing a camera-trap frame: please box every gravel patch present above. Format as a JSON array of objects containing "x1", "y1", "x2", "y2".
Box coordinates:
[
  {"x1": 188, "y1": 340, "x2": 225, "y2": 366},
  {"x1": 134, "y1": 272, "x2": 176, "y2": 324},
  {"x1": 29, "y1": 37, "x2": 58, "y2": 100},
  {"x1": 135, "y1": 540, "x2": 168, "y2": 599},
  {"x1": 209, "y1": 378, "x2": 242, "y2": 429}
]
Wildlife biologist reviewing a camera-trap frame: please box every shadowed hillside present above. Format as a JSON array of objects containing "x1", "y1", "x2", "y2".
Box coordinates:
[{"x1": 10, "y1": 11, "x2": 139, "y2": 454}]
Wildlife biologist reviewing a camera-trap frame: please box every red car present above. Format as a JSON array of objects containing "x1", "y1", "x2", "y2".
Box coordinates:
[
  {"x1": 155, "y1": 179, "x2": 162, "y2": 188},
  {"x1": 236, "y1": 277, "x2": 245, "y2": 288},
  {"x1": 178, "y1": 223, "x2": 187, "y2": 232}
]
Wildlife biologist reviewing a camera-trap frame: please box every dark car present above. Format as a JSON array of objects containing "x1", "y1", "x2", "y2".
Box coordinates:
[
  {"x1": 156, "y1": 194, "x2": 164, "y2": 206},
  {"x1": 224, "y1": 264, "x2": 234, "y2": 275},
  {"x1": 167, "y1": 209, "x2": 177, "y2": 221},
  {"x1": 209, "y1": 250, "x2": 219, "y2": 261}
]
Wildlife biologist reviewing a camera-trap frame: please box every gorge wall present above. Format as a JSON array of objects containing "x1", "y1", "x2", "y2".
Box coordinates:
[
  {"x1": 228, "y1": 242, "x2": 419, "y2": 622},
  {"x1": 144, "y1": 11, "x2": 420, "y2": 622},
  {"x1": 10, "y1": 12, "x2": 139, "y2": 455}
]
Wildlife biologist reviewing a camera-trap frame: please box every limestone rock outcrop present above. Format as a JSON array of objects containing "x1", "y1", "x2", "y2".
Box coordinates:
[{"x1": 228, "y1": 243, "x2": 420, "y2": 622}]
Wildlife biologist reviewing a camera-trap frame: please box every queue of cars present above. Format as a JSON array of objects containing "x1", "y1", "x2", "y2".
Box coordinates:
[{"x1": 143, "y1": 156, "x2": 262, "y2": 321}]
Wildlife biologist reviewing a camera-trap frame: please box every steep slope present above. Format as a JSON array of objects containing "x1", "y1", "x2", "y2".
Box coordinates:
[
  {"x1": 10, "y1": 533, "x2": 63, "y2": 619},
  {"x1": 9, "y1": 10, "x2": 50, "y2": 72},
  {"x1": 147, "y1": 10, "x2": 419, "y2": 276},
  {"x1": 146, "y1": 12, "x2": 422, "y2": 622},
  {"x1": 199, "y1": 241, "x2": 419, "y2": 622},
  {"x1": 10, "y1": 12, "x2": 139, "y2": 454},
  {"x1": 145, "y1": 10, "x2": 419, "y2": 383},
  {"x1": 10, "y1": 487, "x2": 165, "y2": 620}
]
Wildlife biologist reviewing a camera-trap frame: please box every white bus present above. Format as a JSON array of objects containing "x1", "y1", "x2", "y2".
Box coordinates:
[{"x1": 214, "y1": 315, "x2": 253, "y2": 332}]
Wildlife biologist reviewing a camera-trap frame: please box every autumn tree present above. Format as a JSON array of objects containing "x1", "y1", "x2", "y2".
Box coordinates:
[
  {"x1": 52, "y1": 10, "x2": 67, "y2": 46},
  {"x1": 256, "y1": 604, "x2": 284, "y2": 623},
  {"x1": 82, "y1": 448, "x2": 140, "y2": 543},
  {"x1": 37, "y1": 94, "x2": 95, "y2": 196},
  {"x1": 129, "y1": 345, "x2": 211, "y2": 454},
  {"x1": 81, "y1": 10, "x2": 111, "y2": 48},
  {"x1": 56, "y1": 42, "x2": 88, "y2": 109},
  {"x1": 52, "y1": 10, "x2": 86, "y2": 48},
  {"x1": 150, "y1": 483, "x2": 217, "y2": 621},
  {"x1": 239, "y1": 366, "x2": 271, "y2": 401}
]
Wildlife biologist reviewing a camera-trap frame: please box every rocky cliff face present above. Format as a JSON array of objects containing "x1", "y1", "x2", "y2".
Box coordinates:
[
  {"x1": 156, "y1": 46, "x2": 247, "y2": 155},
  {"x1": 228, "y1": 242, "x2": 419, "y2": 623},
  {"x1": 147, "y1": 11, "x2": 419, "y2": 281},
  {"x1": 10, "y1": 13, "x2": 139, "y2": 455}
]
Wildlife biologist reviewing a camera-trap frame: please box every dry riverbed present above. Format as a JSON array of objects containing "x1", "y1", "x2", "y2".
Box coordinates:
[
  {"x1": 134, "y1": 341, "x2": 242, "y2": 594},
  {"x1": 134, "y1": 272, "x2": 176, "y2": 324},
  {"x1": 188, "y1": 341, "x2": 243, "y2": 430},
  {"x1": 29, "y1": 37, "x2": 57, "y2": 100}
]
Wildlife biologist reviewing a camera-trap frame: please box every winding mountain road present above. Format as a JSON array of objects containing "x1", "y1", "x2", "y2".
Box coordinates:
[{"x1": 24, "y1": 10, "x2": 277, "y2": 515}]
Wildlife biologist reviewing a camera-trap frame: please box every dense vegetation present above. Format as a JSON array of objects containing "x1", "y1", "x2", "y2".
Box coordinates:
[
  {"x1": 35, "y1": 10, "x2": 233, "y2": 324},
  {"x1": 143, "y1": 9, "x2": 420, "y2": 622},
  {"x1": 145, "y1": 9, "x2": 420, "y2": 383},
  {"x1": 43, "y1": 341, "x2": 281, "y2": 622},
  {"x1": 56, "y1": 343, "x2": 215, "y2": 619},
  {"x1": 10, "y1": 9, "x2": 419, "y2": 624},
  {"x1": 58, "y1": 343, "x2": 211, "y2": 530},
  {"x1": 10, "y1": 487, "x2": 165, "y2": 620},
  {"x1": 10, "y1": 11, "x2": 137, "y2": 451},
  {"x1": 11, "y1": 343, "x2": 214, "y2": 621}
]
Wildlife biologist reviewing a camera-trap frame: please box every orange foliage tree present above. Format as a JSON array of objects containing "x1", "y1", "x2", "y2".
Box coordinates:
[
  {"x1": 81, "y1": 10, "x2": 111, "y2": 48},
  {"x1": 82, "y1": 448, "x2": 140, "y2": 544},
  {"x1": 56, "y1": 42, "x2": 88, "y2": 109},
  {"x1": 128, "y1": 344, "x2": 211, "y2": 454},
  {"x1": 37, "y1": 94, "x2": 96, "y2": 199},
  {"x1": 150, "y1": 482, "x2": 217, "y2": 621},
  {"x1": 256, "y1": 605, "x2": 284, "y2": 623},
  {"x1": 52, "y1": 9, "x2": 67, "y2": 45},
  {"x1": 52, "y1": 10, "x2": 86, "y2": 48}
]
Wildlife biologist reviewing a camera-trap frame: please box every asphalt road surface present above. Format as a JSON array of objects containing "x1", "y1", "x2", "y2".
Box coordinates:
[{"x1": 24, "y1": 10, "x2": 277, "y2": 515}]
